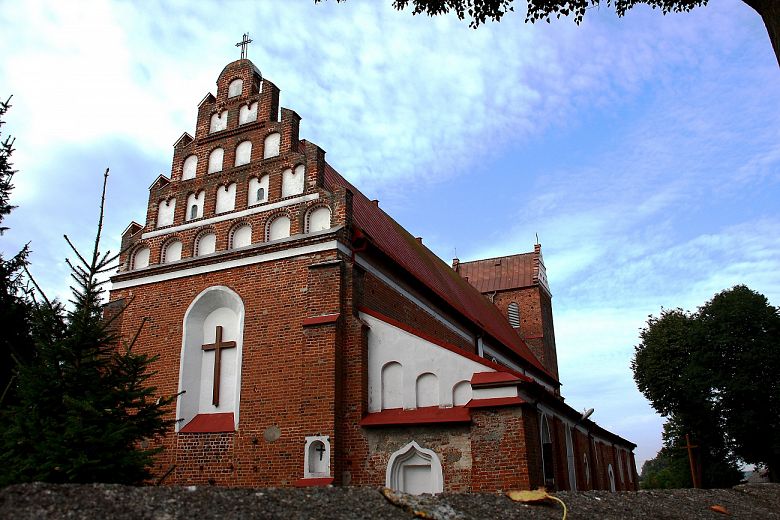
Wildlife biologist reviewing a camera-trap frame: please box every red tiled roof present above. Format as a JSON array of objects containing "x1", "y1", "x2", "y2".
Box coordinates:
[
  {"x1": 323, "y1": 164, "x2": 556, "y2": 383},
  {"x1": 470, "y1": 371, "x2": 524, "y2": 386},
  {"x1": 457, "y1": 253, "x2": 535, "y2": 293},
  {"x1": 466, "y1": 396, "x2": 525, "y2": 408},
  {"x1": 180, "y1": 412, "x2": 234, "y2": 433}
]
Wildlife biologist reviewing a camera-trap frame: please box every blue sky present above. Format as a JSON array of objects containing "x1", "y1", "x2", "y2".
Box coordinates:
[{"x1": 1, "y1": 0, "x2": 778, "y2": 470}]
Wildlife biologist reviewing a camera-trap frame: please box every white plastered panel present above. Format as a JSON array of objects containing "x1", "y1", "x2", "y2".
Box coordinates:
[{"x1": 216, "y1": 183, "x2": 236, "y2": 214}]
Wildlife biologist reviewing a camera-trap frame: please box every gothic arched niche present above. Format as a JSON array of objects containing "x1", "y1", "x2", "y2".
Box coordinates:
[
  {"x1": 386, "y1": 441, "x2": 444, "y2": 495},
  {"x1": 177, "y1": 286, "x2": 245, "y2": 432}
]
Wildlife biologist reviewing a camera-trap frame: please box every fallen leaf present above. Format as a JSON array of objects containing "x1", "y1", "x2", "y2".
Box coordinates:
[
  {"x1": 507, "y1": 488, "x2": 550, "y2": 503},
  {"x1": 710, "y1": 505, "x2": 730, "y2": 515}
]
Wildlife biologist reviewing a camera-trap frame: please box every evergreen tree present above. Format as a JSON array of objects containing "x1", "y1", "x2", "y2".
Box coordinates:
[
  {"x1": 0, "y1": 169, "x2": 176, "y2": 485},
  {"x1": 0, "y1": 95, "x2": 34, "y2": 408}
]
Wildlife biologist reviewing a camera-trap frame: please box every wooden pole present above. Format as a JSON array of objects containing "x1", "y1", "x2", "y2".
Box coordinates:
[{"x1": 685, "y1": 434, "x2": 700, "y2": 488}]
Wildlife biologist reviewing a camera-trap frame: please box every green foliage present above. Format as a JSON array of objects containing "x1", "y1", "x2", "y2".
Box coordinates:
[
  {"x1": 0, "y1": 170, "x2": 176, "y2": 485},
  {"x1": 640, "y1": 447, "x2": 691, "y2": 489},
  {"x1": 0, "y1": 95, "x2": 35, "y2": 408},
  {"x1": 632, "y1": 286, "x2": 780, "y2": 485}
]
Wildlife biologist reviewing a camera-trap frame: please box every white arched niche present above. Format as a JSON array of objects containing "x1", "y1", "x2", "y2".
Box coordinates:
[
  {"x1": 208, "y1": 148, "x2": 224, "y2": 174},
  {"x1": 306, "y1": 206, "x2": 331, "y2": 233},
  {"x1": 186, "y1": 191, "x2": 205, "y2": 221},
  {"x1": 230, "y1": 224, "x2": 252, "y2": 249},
  {"x1": 182, "y1": 155, "x2": 198, "y2": 180},
  {"x1": 157, "y1": 198, "x2": 175, "y2": 228},
  {"x1": 381, "y1": 361, "x2": 403, "y2": 410},
  {"x1": 282, "y1": 164, "x2": 305, "y2": 197},
  {"x1": 263, "y1": 132, "x2": 280, "y2": 159},
  {"x1": 177, "y1": 286, "x2": 245, "y2": 432},
  {"x1": 303, "y1": 435, "x2": 331, "y2": 479},
  {"x1": 267, "y1": 215, "x2": 290, "y2": 241},
  {"x1": 386, "y1": 441, "x2": 444, "y2": 495},
  {"x1": 209, "y1": 110, "x2": 227, "y2": 133},
  {"x1": 249, "y1": 175, "x2": 269, "y2": 205},
  {"x1": 216, "y1": 183, "x2": 236, "y2": 214},
  {"x1": 239, "y1": 102, "x2": 258, "y2": 125},
  {"x1": 415, "y1": 373, "x2": 439, "y2": 408},
  {"x1": 162, "y1": 239, "x2": 182, "y2": 263},
  {"x1": 228, "y1": 78, "x2": 243, "y2": 98},
  {"x1": 131, "y1": 246, "x2": 150, "y2": 270},
  {"x1": 195, "y1": 232, "x2": 217, "y2": 256},
  {"x1": 235, "y1": 141, "x2": 252, "y2": 167},
  {"x1": 452, "y1": 380, "x2": 471, "y2": 406}
]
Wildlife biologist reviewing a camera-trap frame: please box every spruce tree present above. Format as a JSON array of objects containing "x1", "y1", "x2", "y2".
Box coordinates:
[{"x1": 0, "y1": 169, "x2": 176, "y2": 485}]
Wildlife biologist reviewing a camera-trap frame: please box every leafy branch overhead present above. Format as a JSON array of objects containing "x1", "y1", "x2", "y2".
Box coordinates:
[{"x1": 319, "y1": 0, "x2": 780, "y2": 67}]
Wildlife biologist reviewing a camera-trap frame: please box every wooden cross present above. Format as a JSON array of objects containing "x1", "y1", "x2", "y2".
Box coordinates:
[
  {"x1": 201, "y1": 325, "x2": 236, "y2": 407},
  {"x1": 235, "y1": 33, "x2": 252, "y2": 59},
  {"x1": 315, "y1": 443, "x2": 326, "y2": 461}
]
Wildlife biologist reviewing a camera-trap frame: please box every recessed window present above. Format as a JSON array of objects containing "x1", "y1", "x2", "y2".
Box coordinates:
[
  {"x1": 239, "y1": 102, "x2": 258, "y2": 125},
  {"x1": 267, "y1": 215, "x2": 290, "y2": 241},
  {"x1": 131, "y1": 246, "x2": 150, "y2": 269},
  {"x1": 306, "y1": 206, "x2": 331, "y2": 233},
  {"x1": 190, "y1": 205, "x2": 198, "y2": 220},
  {"x1": 209, "y1": 110, "x2": 227, "y2": 133},
  {"x1": 186, "y1": 191, "x2": 204, "y2": 221},
  {"x1": 182, "y1": 155, "x2": 198, "y2": 180},
  {"x1": 230, "y1": 224, "x2": 252, "y2": 249},
  {"x1": 235, "y1": 141, "x2": 252, "y2": 167},
  {"x1": 195, "y1": 232, "x2": 216, "y2": 257},
  {"x1": 162, "y1": 240, "x2": 182, "y2": 263},
  {"x1": 249, "y1": 175, "x2": 269, "y2": 206}
]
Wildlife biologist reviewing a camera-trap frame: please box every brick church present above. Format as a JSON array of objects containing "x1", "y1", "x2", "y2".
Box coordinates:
[{"x1": 108, "y1": 50, "x2": 638, "y2": 493}]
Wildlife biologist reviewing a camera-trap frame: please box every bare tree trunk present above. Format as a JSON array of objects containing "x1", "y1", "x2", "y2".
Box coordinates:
[{"x1": 743, "y1": 0, "x2": 780, "y2": 68}]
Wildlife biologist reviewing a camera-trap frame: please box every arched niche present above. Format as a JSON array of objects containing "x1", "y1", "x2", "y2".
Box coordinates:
[
  {"x1": 182, "y1": 155, "x2": 198, "y2": 180},
  {"x1": 381, "y1": 361, "x2": 403, "y2": 410},
  {"x1": 230, "y1": 224, "x2": 252, "y2": 249},
  {"x1": 157, "y1": 198, "x2": 175, "y2": 228},
  {"x1": 267, "y1": 215, "x2": 290, "y2": 241},
  {"x1": 208, "y1": 148, "x2": 224, "y2": 174},
  {"x1": 228, "y1": 78, "x2": 243, "y2": 98},
  {"x1": 239, "y1": 102, "x2": 258, "y2": 125},
  {"x1": 452, "y1": 380, "x2": 471, "y2": 406},
  {"x1": 415, "y1": 372, "x2": 439, "y2": 408},
  {"x1": 195, "y1": 232, "x2": 217, "y2": 256},
  {"x1": 235, "y1": 141, "x2": 252, "y2": 167},
  {"x1": 162, "y1": 239, "x2": 182, "y2": 263},
  {"x1": 216, "y1": 183, "x2": 236, "y2": 214},
  {"x1": 607, "y1": 464, "x2": 616, "y2": 492},
  {"x1": 177, "y1": 286, "x2": 245, "y2": 432},
  {"x1": 386, "y1": 441, "x2": 444, "y2": 495},
  {"x1": 263, "y1": 132, "x2": 280, "y2": 159},
  {"x1": 306, "y1": 206, "x2": 331, "y2": 233},
  {"x1": 303, "y1": 436, "x2": 331, "y2": 478},
  {"x1": 131, "y1": 246, "x2": 150, "y2": 270},
  {"x1": 282, "y1": 164, "x2": 305, "y2": 197},
  {"x1": 565, "y1": 424, "x2": 577, "y2": 491},
  {"x1": 186, "y1": 191, "x2": 205, "y2": 221},
  {"x1": 209, "y1": 110, "x2": 227, "y2": 133},
  {"x1": 249, "y1": 175, "x2": 269, "y2": 206}
]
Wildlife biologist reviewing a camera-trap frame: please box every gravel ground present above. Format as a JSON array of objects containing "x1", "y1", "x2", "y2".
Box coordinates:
[{"x1": 0, "y1": 482, "x2": 778, "y2": 519}]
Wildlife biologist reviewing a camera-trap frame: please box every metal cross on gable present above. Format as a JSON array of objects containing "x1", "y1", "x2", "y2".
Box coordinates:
[
  {"x1": 236, "y1": 32, "x2": 253, "y2": 59},
  {"x1": 201, "y1": 325, "x2": 236, "y2": 407}
]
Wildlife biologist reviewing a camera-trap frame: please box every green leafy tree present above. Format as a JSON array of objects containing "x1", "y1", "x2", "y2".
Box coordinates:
[
  {"x1": 0, "y1": 95, "x2": 34, "y2": 407},
  {"x1": 633, "y1": 286, "x2": 780, "y2": 485},
  {"x1": 640, "y1": 446, "x2": 690, "y2": 489},
  {"x1": 0, "y1": 170, "x2": 176, "y2": 485},
  {"x1": 320, "y1": 1, "x2": 780, "y2": 67}
]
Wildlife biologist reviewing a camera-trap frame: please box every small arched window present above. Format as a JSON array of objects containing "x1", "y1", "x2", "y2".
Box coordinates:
[
  {"x1": 195, "y1": 232, "x2": 216, "y2": 257},
  {"x1": 190, "y1": 205, "x2": 198, "y2": 220},
  {"x1": 186, "y1": 191, "x2": 204, "y2": 221},
  {"x1": 208, "y1": 148, "x2": 224, "y2": 174},
  {"x1": 234, "y1": 140, "x2": 252, "y2": 167},
  {"x1": 263, "y1": 132, "x2": 280, "y2": 159},
  {"x1": 228, "y1": 78, "x2": 243, "y2": 98},
  {"x1": 182, "y1": 155, "x2": 198, "y2": 180},
  {"x1": 131, "y1": 246, "x2": 150, "y2": 270},
  {"x1": 508, "y1": 302, "x2": 520, "y2": 328},
  {"x1": 267, "y1": 215, "x2": 290, "y2": 241},
  {"x1": 249, "y1": 175, "x2": 269, "y2": 206},
  {"x1": 162, "y1": 239, "x2": 182, "y2": 263}
]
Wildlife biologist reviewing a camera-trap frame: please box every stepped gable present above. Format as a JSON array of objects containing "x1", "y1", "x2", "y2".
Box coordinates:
[
  {"x1": 322, "y1": 164, "x2": 556, "y2": 383},
  {"x1": 456, "y1": 253, "x2": 535, "y2": 293}
]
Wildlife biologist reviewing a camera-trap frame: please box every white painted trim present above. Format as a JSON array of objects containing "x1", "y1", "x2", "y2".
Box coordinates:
[
  {"x1": 353, "y1": 253, "x2": 473, "y2": 343},
  {"x1": 142, "y1": 193, "x2": 320, "y2": 239},
  {"x1": 386, "y1": 441, "x2": 444, "y2": 495},
  {"x1": 112, "y1": 240, "x2": 340, "y2": 290}
]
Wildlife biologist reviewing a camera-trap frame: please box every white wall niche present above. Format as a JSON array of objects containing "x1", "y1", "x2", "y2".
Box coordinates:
[
  {"x1": 386, "y1": 441, "x2": 443, "y2": 495},
  {"x1": 303, "y1": 435, "x2": 331, "y2": 478}
]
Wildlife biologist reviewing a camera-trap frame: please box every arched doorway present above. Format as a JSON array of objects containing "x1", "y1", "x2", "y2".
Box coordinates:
[{"x1": 386, "y1": 441, "x2": 444, "y2": 495}]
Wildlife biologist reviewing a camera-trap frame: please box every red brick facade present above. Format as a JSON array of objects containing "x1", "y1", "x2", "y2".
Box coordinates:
[{"x1": 109, "y1": 58, "x2": 637, "y2": 492}]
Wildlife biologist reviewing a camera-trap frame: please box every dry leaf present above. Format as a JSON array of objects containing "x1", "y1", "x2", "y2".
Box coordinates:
[
  {"x1": 709, "y1": 505, "x2": 730, "y2": 515},
  {"x1": 507, "y1": 488, "x2": 551, "y2": 503}
]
